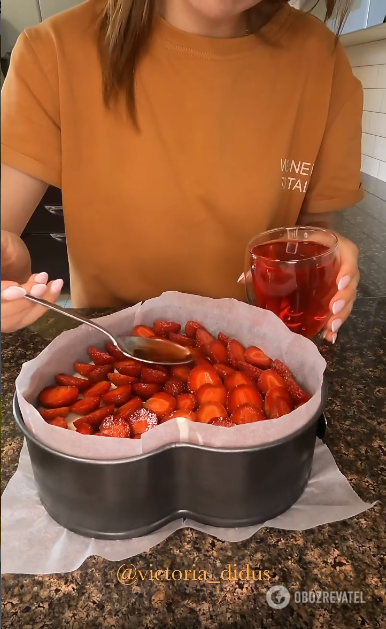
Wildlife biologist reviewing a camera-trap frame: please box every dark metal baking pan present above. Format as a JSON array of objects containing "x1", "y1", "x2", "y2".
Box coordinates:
[{"x1": 13, "y1": 378, "x2": 327, "y2": 540}]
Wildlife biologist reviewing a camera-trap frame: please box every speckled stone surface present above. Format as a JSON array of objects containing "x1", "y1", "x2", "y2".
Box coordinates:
[{"x1": 1, "y1": 300, "x2": 385, "y2": 629}]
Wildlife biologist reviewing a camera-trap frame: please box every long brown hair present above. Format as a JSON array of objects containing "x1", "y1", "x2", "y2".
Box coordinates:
[{"x1": 99, "y1": 0, "x2": 352, "y2": 123}]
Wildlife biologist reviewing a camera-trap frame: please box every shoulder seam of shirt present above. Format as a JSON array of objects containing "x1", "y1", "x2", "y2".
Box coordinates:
[{"x1": 22, "y1": 30, "x2": 58, "y2": 99}]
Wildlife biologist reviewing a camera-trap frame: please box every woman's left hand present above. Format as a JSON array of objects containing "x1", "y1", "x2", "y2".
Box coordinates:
[{"x1": 324, "y1": 234, "x2": 359, "y2": 344}]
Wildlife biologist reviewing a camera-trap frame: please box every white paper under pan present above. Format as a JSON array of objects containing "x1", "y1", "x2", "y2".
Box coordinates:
[
  {"x1": 15, "y1": 292, "x2": 326, "y2": 460},
  {"x1": 0, "y1": 440, "x2": 375, "y2": 574}
]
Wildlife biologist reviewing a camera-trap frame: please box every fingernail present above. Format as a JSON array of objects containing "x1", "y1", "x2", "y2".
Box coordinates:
[
  {"x1": 237, "y1": 273, "x2": 245, "y2": 283},
  {"x1": 34, "y1": 272, "x2": 48, "y2": 284},
  {"x1": 30, "y1": 283, "x2": 48, "y2": 298},
  {"x1": 1, "y1": 286, "x2": 27, "y2": 301},
  {"x1": 332, "y1": 299, "x2": 345, "y2": 315},
  {"x1": 332, "y1": 318, "x2": 342, "y2": 333},
  {"x1": 338, "y1": 275, "x2": 351, "y2": 291},
  {"x1": 51, "y1": 279, "x2": 64, "y2": 293},
  {"x1": 332, "y1": 333, "x2": 337, "y2": 344}
]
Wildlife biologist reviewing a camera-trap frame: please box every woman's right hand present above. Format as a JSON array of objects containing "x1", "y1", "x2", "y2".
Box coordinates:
[{"x1": 1, "y1": 274, "x2": 64, "y2": 333}]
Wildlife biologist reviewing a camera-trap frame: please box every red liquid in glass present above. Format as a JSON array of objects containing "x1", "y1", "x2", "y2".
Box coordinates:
[{"x1": 251, "y1": 240, "x2": 339, "y2": 339}]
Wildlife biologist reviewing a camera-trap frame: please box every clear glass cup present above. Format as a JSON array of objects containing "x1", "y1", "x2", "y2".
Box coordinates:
[{"x1": 244, "y1": 226, "x2": 339, "y2": 339}]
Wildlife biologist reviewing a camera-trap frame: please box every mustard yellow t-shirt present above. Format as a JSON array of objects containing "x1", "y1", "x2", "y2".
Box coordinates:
[{"x1": 1, "y1": 0, "x2": 363, "y2": 307}]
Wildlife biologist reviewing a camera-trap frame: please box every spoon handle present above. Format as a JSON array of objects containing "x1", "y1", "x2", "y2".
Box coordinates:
[{"x1": 24, "y1": 294, "x2": 117, "y2": 345}]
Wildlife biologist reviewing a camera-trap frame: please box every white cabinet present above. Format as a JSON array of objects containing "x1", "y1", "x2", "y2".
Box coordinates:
[
  {"x1": 1, "y1": 0, "x2": 41, "y2": 55},
  {"x1": 38, "y1": 0, "x2": 83, "y2": 20},
  {"x1": 367, "y1": 0, "x2": 386, "y2": 28}
]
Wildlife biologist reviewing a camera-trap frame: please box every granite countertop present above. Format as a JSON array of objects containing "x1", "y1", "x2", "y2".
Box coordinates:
[{"x1": 1, "y1": 298, "x2": 385, "y2": 629}]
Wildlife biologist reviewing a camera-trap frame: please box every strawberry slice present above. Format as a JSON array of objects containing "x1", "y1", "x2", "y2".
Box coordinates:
[
  {"x1": 141, "y1": 367, "x2": 169, "y2": 385},
  {"x1": 258, "y1": 369, "x2": 286, "y2": 395},
  {"x1": 164, "y1": 377, "x2": 187, "y2": 397},
  {"x1": 161, "y1": 410, "x2": 196, "y2": 423},
  {"x1": 106, "y1": 342, "x2": 127, "y2": 362},
  {"x1": 227, "y1": 385, "x2": 263, "y2": 414},
  {"x1": 83, "y1": 381, "x2": 111, "y2": 398},
  {"x1": 168, "y1": 332, "x2": 196, "y2": 347},
  {"x1": 170, "y1": 365, "x2": 191, "y2": 383},
  {"x1": 230, "y1": 403, "x2": 266, "y2": 424},
  {"x1": 55, "y1": 374, "x2": 90, "y2": 391},
  {"x1": 145, "y1": 392, "x2": 176, "y2": 418},
  {"x1": 271, "y1": 360, "x2": 310, "y2": 404},
  {"x1": 153, "y1": 320, "x2": 181, "y2": 336},
  {"x1": 39, "y1": 407, "x2": 70, "y2": 422},
  {"x1": 224, "y1": 372, "x2": 254, "y2": 391},
  {"x1": 190, "y1": 347, "x2": 213, "y2": 367},
  {"x1": 132, "y1": 325, "x2": 156, "y2": 338},
  {"x1": 108, "y1": 373, "x2": 139, "y2": 386},
  {"x1": 244, "y1": 346, "x2": 272, "y2": 369},
  {"x1": 73, "y1": 405, "x2": 115, "y2": 428},
  {"x1": 87, "y1": 346, "x2": 115, "y2": 365},
  {"x1": 49, "y1": 417, "x2": 68, "y2": 429},
  {"x1": 227, "y1": 339, "x2": 246, "y2": 367},
  {"x1": 88, "y1": 364, "x2": 114, "y2": 383},
  {"x1": 74, "y1": 362, "x2": 97, "y2": 377},
  {"x1": 39, "y1": 386, "x2": 79, "y2": 409},
  {"x1": 132, "y1": 383, "x2": 162, "y2": 400},
  {"x1": 128, "y1": 408, "x2": 158, "y2": 436},
  {"x1": 208, "y1": 417, "x2": 235, "y2": 427},
  {"x1": 196, "y1": 402, "x2": 228, "y2": 424},
  {"x1": 188, "y1": 365, "x2": 221, "y2": 393},
  {"x1": 176, "y1": 393, "x2": 197, "y2": 411},
  {"x1": 238, "y1": 362, "x2": 263, "y2": 381},
  {"x1": 76, "y1": 422, "x2": 94, "y2": 435},
  {"x1": 102, "y1": 384, "x2": 132, "y2": 407},
  {"x1": 218, "y1": 332, "x2": 230, "y2": 344},
  {"x1": 71, "y1": 397, "x2": 101, "y2": 415},
  {"x1": 214, "y1": 364, "x2": 236, "y2": 380},
  {"x1": 196, "y1": 384, "x2": 227, "y2": 406},
  {"x1": 264, "y1": 386, "x2": 294, "y2": 419},
  {"x1": 115, "y1": 397, "x2": 143, "y2": 421},
  {"x1": 196, "y1": 327, "x2": 215, "y2": 349},
  {"x1": 185, "y1": 321, "x2": 203, "y2": 338},
  {"x1": 115, "y1": 360, "x2": 142, "y2": 378},
  {"x1": 98, "y1": 416, "x2": 131, "y2": 438},
  {"x1": 207, "y1": 340, "x2": 228, "y2": 364}
]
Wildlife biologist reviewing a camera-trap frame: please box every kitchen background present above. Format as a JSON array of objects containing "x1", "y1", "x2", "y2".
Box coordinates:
[{"x1": 1, "y1": 0, "x2": 386, "y2": 305}]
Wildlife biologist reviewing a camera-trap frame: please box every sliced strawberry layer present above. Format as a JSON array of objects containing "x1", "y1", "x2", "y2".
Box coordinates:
[
  {"x1": 227, "y1": 339, "x2": 246, "y2": 367},
  {"x1": 98, "y1": 416, "x2": 131, "y2": 438},
  {"x1": 171, "y1": 365, "x2": 191, "y2": 383},
  {"x1": 106, "y1": 342, "x2": 127, "y2": 362},
  {"x1": 74, "y1": 405, "x2": 115, "y2": 428},
  {"x1": 154, "y1": 320, "x2": 181, "y2": 336},
  {"x1": 70, "y1": 397, "x2": 101, "y2": 415},
  {"x1": 128, "y1": 408, "x2": 158, "y2": 436},
  {"x1": 196, "y1": 402, "x2": 228, "y2": 424},
  {"x1": 102, "y1": 384, "x2": 132, "y2": 407},
  {"x1": 208, "y1": 417, "x2": 235, "y2": 427},
  {"x1": 133, "y1": 325, "x2": 156, "y2": 338},
  {"x1": 141, "y1": 367, "x2": 169, "y2": 385},
  {"x1": 196, "y1": 384, "x2": 227, "y2": 406},
  {"x1": 145, "y1": 392, "x2": 176, "y2": 418},
  {"x1": 132, "y1": 383, "x2": 162, "y2": 400},
  {"x1": 188, "y1": 365, "x2": 222, "y2": 393},
  {"x1": 55, "y1": 374, "x2": 90, "y2": 391},
  {"x1": 83, "y1": 381, "x2": 111, "y2": 398},
  {"x1": 49, "y1": 417, "x2": 68, "y2": 429},
  {"x1": 271, "y1": 360, "x2": 311, "y2": 404},
  {"x1": 244, "y1": 346, "x2": 272, "y2": 369},
  {"x1": 176, "y1": 393, "x2": 197, "y2": 411},
  {"x1": 238, "y1": 362, "x2": 263, "y2": 381},
  {"x1": 185, "y1": 320, "x2": 204, "y2": 338},
  {"x1": 214, "y1": 364, "x2": 236, "y2": 380},
  {"x1": 76, "y1": 422, "x2": 94, "y2": 435},
  {"x1": 264, "y1": 386, "x2": 294, "y2": 419},
  {"x1": 39, "y1": 386, "x2": 79, "y2": 409},
  {"x1": 258, "y1": 369, "x2": 286, "y2": 395},
  {"x1": 108, "y1": 373, "x2": 139, "y2": 386},
  {"x1": 40, "y1": 406, "x2": 70, "y2": 422},
  {"x1": 218, "y1": 332, "x2": 230, "y2": 344},
  {"x1": 207, "y1": 340, "x2": 228, "y2": 364},
  {"x1": 227, "y1": 385, "x2": 263, "y2": 414},
  {"x1": 88, "y1": 364, "x2": 114, "y2": 383},
  {"x1": 224, "y1": 372, "x2": 254, "y2": 391},
  {"x1": 168, "y1": 332, "x2": 196, "y2": 347},
  {"x1": 115, "y1": 360, "x2": 142, "y2": 378},
  {"x1": 115, "y1": 397, "x2": 143, "y2": 421},
  {"x1": 74, "y1": 362, "x2": 96, "y2": 377},
  {"x1": 87, "y1": 346, "x2": 115, "y2": 365},
  {"x1": 164, "y1": 377, "x2": 187, "y2": 397},
  {"x1": 230, "y1": 403, "x2": 266, "y2": 424},
  {"x1": 161, "y1": 410, "x2": 196, "y2": 423},
  {"x1": 196, "y1": 327, "x2": 215, "y2": 349}
]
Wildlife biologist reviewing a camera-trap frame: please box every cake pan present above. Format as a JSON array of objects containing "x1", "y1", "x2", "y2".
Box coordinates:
[{"x1": 13, "y1": 380, "x2": 327, "y2": 540}]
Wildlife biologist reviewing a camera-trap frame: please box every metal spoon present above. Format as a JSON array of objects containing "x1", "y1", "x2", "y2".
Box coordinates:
[{"x1": 24, "y1": 294, "x2": 194, "y2": 366}]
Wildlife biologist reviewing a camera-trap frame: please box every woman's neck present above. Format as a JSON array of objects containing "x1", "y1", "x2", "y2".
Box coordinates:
[{"x1": 158, "y1": 1, "x2": 249, "y2": 38}]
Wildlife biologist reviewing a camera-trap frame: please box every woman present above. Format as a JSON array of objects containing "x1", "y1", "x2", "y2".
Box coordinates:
[{"x1": 1, "y1": 0, "x2": 361, "y2": 343}]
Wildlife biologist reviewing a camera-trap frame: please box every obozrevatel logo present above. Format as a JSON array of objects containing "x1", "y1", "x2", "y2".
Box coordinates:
[{"x1": 266, "y1": 585, "x2": 291, "y2": 609}]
